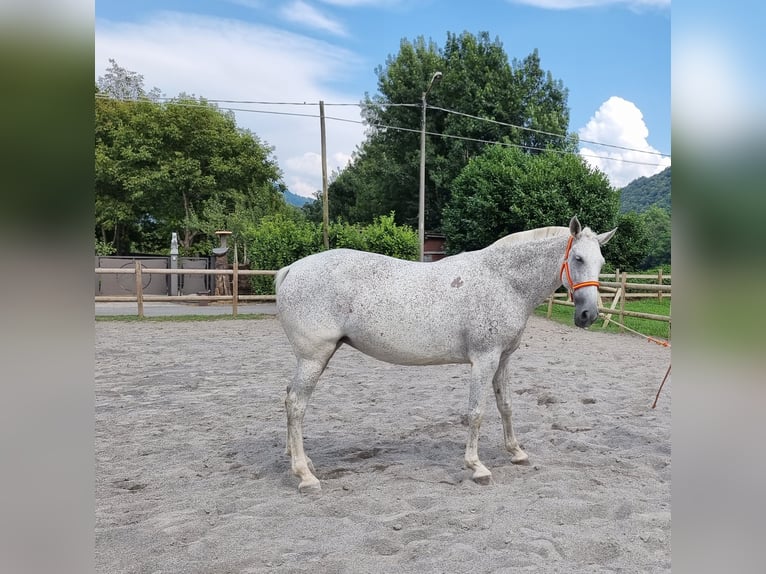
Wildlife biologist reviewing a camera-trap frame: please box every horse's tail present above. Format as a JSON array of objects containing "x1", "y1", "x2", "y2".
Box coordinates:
[{"x1": 274, "y1": 265, "x2": 291, "y2": 296}]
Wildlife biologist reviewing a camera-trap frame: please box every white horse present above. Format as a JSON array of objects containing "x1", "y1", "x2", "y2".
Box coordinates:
[{"x1": 276, "y1": 216, "x2": 616, "y2": 493}]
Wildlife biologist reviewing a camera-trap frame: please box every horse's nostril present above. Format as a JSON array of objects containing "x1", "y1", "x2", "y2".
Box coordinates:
[{"x1": 579, "y1": 309, "x2": 595, "y2": 326}]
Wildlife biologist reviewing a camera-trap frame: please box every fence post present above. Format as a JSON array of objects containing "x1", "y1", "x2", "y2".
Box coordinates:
[
  {"x1": 619, "y1": 271, "x2": 627, "y2": 333},
  {"x1": 657, "y1": 268, "x2": 663, "y2": 301},
  {"x1": 135, "y1": 261, "x2": 144, "y2": 318},
  {"x1": 602, "y1": 286, "x2": 622, "y2": 329},
  {"x1": 232, "y1": 259, "x2": 239, "y2": 318}
]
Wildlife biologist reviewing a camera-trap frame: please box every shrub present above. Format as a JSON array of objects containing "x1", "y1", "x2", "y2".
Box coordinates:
[
  {"x1": 244, "y1": 213, "x2": 418, "y2": 294},
  {"x1": 95, "y1": 238, "x2": 117, "y2": 256},
  {"x1": 355, "y1": 213, "x2": 419, "y2": 260},
  {"x1": 244, "y1": 215, "x2": 323, "y2": 294}
]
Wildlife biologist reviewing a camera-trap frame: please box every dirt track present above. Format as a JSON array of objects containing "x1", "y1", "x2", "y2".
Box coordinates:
[{"x1": 95, "y1": 315, "x2": 671, "y2": 573}]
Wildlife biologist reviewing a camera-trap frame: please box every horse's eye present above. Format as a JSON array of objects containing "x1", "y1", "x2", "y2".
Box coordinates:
[{"x1": 574, "y1": 255, "x2": 583, "y2": 263}]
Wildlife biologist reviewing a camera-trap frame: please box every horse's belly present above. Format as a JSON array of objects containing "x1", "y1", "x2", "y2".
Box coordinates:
[{"x1": 343, "y1": 327, "x2": 468, "y2": 366}]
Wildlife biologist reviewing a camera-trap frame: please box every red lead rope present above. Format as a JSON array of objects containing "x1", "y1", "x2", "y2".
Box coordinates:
[{"x1": 560, "y1": 236, "x2": 600, "y2": 300}]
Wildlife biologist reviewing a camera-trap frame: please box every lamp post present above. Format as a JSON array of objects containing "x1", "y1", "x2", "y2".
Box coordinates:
[{"x1": 419, "y1": 70, "x2": 442, "y2": 262}]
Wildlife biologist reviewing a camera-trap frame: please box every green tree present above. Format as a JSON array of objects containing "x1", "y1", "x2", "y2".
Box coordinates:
[
  {"x1": 330, "y1": 32, "x2": 571, "y2": 231},
  {"x1": 601, "y1": 211, "x2": 650, "y2": 271},
  {"x1": 97, "y1": 58, "x2": 163, "y2": 101},
  {"x1": 95, "y1": 93, "x2": 160, "y2": 252},
  {"x1": 441, "y1": 145, "x2": 618, "y2": 253},
  {"x1": 95, "y1": 61, "x2": 287, "y2": 254},
  {"x1": 640, "y1": 205, "x2": 671, "y2": 268}
]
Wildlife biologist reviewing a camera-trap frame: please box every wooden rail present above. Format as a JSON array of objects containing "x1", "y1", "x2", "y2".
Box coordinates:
[
  {"x1": 94, "y1": 268, "x2": 276, "y2": 275},
  {"x1": 95, "y1": 266, "x2": 277, "y2": 317},
  {"x1": 96, "y1": 265, "x2": 671, "y2": 323},
  {"x1": 545, "y1": 270, "x2": 671, "y2": 336},
  {"x1": 550, "y1": 300, "x2": 671, "y2": 322}
]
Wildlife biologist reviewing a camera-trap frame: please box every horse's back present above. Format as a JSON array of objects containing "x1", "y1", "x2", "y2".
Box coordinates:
[{"x1": 277, "y1": 248, "x2": 410, "y2": 302}]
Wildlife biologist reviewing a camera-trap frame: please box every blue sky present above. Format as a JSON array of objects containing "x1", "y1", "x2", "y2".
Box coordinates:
[{"x1": 95, "y1": 0, "x2": 670, "y2": 196}]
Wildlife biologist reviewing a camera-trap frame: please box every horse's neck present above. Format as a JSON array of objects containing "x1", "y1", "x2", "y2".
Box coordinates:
[{"x1": 483, "y1": 235, "x2": 567, "y2": 301}]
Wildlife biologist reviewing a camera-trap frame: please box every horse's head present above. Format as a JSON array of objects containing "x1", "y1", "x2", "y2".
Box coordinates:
[{"x1": 562, "y1": 216, "x2": 617, "y2": 328}]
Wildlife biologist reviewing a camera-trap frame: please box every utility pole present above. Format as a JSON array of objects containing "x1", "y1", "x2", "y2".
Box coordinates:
[
  {"x1": 418, "y1": 71, "x2": 442, "y2": 261},
  {"x1": 320, "y1": 100, "x2": 329, "y2": 250}
]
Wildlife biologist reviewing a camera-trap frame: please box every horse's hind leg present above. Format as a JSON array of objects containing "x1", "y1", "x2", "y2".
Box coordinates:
[
  {"x1": 285, "y1": 349, "x2": 334, "y2": 494},
  {"x1": 492, "y1": 353, "x2": 529, "y2": 464}
]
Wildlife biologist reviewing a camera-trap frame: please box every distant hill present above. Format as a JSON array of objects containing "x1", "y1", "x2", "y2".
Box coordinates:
[
  {"x1": 283, "y1": 190, "x2": 312, "y2": 207},
  {"x1": 619, "y1": 166, "x2": 671, "y2": 213}
]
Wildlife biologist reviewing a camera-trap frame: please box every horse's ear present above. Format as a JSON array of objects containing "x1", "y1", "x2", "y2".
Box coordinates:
[
  {"x1": 569, "y1": 216, "x2": 581, "y2": 236},
  {"x1": 597, "y1": 227, "x2": 618, "y2": 246}
]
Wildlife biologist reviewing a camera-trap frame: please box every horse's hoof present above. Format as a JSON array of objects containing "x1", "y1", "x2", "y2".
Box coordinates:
[
  {"x1": 511, "y1": 451, "x2": 529, "y2": 464},
  {"x1": 472, "y1": 472, "x2": 493, "y2": 486},
  {"x1": 298, "y1": 478, "x2": 322, "y2": 495}
]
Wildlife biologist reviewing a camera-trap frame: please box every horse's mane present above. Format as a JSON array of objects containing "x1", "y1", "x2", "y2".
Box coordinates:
[
  {"x1": 491, "y1": 225, "x2": 597, "y2": 248},
  {"x1": 491, "y1": 226, "x2": 570, "y2": 247}
]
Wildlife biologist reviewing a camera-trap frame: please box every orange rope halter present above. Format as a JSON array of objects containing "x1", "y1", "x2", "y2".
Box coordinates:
[{"x1": 560, "y1": 236, "x2": 600, "y2": 300}]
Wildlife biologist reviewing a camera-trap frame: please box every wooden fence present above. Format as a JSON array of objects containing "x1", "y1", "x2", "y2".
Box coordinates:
[
  {"x1": 95, "y1": 263, "x2": 276, "y2": 317},
  {"x1": 96, "y1": 264, "x2": 671, "y2": 327},
  {"x1": 545, "y1": 269, "x2": 671, "y2": 334}
]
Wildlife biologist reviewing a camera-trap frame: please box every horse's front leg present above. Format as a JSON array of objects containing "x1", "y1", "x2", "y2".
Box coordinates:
[
  {"x1": 464, "y1": 352, "x2": 501, "y2": 485},
  {"x1": 492, "y1": 352, "x2": 529, "y2": 464}
]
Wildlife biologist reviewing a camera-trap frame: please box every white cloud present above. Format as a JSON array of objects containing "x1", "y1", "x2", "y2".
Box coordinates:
[
  {"x1": 285, "y1": 152, "x2": 322, "y2": 177},
  {"x1": 332, "y1": 151, "x2": 353, "y2": 169},
  {"x1": 578, "y1": 96, "x2": 670, "y2": 189},
  {"x1": 507, "y1": 0, "x2": 669, "y2": 9},
  {"x1": 225, "y1": 0, "x2": 264, "y2": 9},
  {"x1": 95, "y1": 11, "x2": 366, "y2": 198},
  {"x1": 284, "y1": 150, "x2": 352, "y2": 197},
  {"x1": 279, "y1": 0, "x2": 348, "y2": 36},
  {"x1": 319, "y1": 0, "x2": 400, "y2": 6},
  {"x1": 288, "y1": 177, "x2": 322, "y2": 199}
]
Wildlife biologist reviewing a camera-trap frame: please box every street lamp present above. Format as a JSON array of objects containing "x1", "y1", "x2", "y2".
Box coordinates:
[{"x1": 419, "y1": 70, "x2": 442, "y2": 262}]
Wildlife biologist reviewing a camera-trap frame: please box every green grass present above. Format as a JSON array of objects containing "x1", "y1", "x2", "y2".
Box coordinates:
[
  {"x1": 535, "y1": 297, "x2": 671, "y2": 341},
  {"x1": 95, "y1": 313, "x2": 270, "y2": 322}
]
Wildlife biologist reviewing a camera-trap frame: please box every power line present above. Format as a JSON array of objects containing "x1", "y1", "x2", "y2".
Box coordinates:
[
  {"x1": 366, "y1": 123, "x2": 668, "y2": 167},
  {"x1": 427, "y1": 104, "x2": 670, "y2": 158},
  {"x1": 95, "y1": 94, "x2": 418, "y2": 108},
  {"x1": 94, "y1": 95, "x2": 360, "y2": 122},
  {"x1": 95, "y1": 93, "x2": 670, "y2": 166}
]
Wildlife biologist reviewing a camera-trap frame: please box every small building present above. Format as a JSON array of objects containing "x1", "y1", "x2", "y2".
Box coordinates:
[{"x1": 423, "y1": 232, "x2": 447, "y2": 262}]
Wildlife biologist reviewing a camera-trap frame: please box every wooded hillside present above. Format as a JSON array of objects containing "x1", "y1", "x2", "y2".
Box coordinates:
[{"x1": 619, "y1": 167, "x2": 671, "y2": 213}]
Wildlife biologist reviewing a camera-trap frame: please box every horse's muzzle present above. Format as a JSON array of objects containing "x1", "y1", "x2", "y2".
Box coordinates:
[{"x1": 574, "y1": 305, "x2": 598, "y2": 328}]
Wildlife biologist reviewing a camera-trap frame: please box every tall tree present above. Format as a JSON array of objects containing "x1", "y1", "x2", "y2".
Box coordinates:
[
  {"x1": 640, "y1": 205, "x2": 671, "y2": 268},
  {"x1": 328, "y1": 32, "x2": 571, "y2": 231},
  {"x1": 97, "y1": 58, "x2": 162, "y2": 101},
  {"x1": 601, "y1": 211, "x2": 650, "y2": 271},
  {"x1": 442, "y1": 145, "x2": 618, "y2": 253},
  {"x1": 95, "y1": 62, "x2": 287, "y2": 254}
]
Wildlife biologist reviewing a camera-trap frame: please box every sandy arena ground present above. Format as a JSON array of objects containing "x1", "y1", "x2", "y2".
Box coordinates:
[{"x1": 95, "y1": 314, "x2": 671, "y2": 573}]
